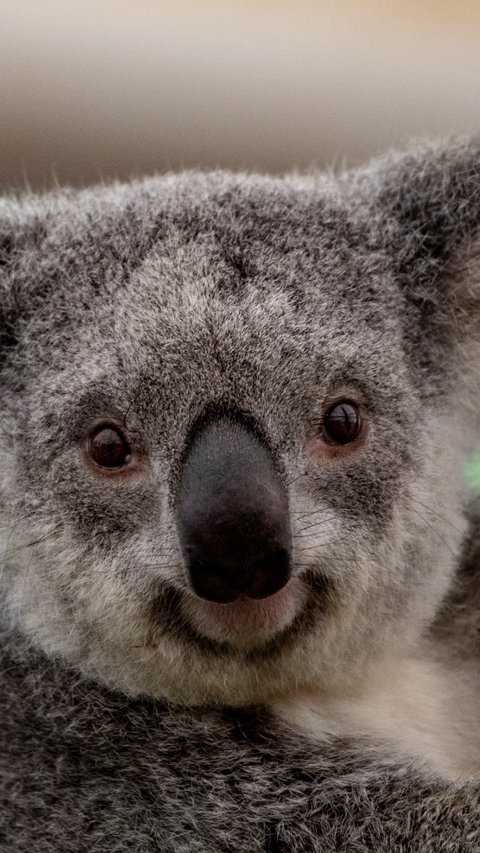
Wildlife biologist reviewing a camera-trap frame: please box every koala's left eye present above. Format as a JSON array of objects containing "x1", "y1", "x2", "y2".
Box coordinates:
[
  {"x1": 88, "y1": 426, "x2": 132, "y2": 469},
  {"x1": 322, "y1": 401, "x2": 362, "y2": 445}
]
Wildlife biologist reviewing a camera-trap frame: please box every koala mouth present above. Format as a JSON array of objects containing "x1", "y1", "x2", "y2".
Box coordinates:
[
  {"x1": 148, "y1": 569, "x2": 330, "y2": 655},
  {"x1": 179, "y1": 577, "x2": 306, "y2": 648}
]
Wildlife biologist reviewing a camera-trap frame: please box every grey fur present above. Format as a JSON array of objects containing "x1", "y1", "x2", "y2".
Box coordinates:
[{"x1": 1, "y1": 138, "x2": 480, "y2": 850}]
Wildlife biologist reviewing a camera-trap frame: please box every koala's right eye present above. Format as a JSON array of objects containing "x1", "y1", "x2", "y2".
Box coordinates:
[
  {"x1": 321, "y1": 401, "x2": 362, "y2": 446},
  {"x1": 88, "y1": 425, "x2": 132, "y2": 469}
]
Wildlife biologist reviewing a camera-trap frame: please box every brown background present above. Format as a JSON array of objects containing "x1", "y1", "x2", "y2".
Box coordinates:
[{"x1": 2, "y1": 0, "x2": 480, "y2": 188}]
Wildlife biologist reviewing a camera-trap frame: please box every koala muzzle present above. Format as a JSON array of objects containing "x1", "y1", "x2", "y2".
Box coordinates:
[{"x1": 176, "y1": 417, "x2": 292, "y2": 603}]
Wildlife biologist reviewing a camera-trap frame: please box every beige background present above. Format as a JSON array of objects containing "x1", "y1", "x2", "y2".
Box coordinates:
[{"x1": 2, "y1": 0, "x2": 480, "y2": 188}]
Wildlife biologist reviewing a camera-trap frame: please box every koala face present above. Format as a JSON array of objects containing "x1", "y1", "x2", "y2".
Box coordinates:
[{"x1": 1, "y1": 141, "x2": 479, "y2": 705}]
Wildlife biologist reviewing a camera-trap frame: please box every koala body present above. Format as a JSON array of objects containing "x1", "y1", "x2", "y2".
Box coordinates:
[{"x1": 1, "y1": 139, "x2": 480, "y2": 850}]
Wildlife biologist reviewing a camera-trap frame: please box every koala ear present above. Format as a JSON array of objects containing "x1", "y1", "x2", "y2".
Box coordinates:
[
  {"x1": 366, "y1": 138, "x2": 480, "y2": 315},
  {"x1": 359, "y1": 139, "x2": 480, "y2": 437},
  {"x1": 0, "y1": 198, "x2": 48, "y2": 356},
  {"x1": 0, "y1": 203, "x2": 21, "y2": 353}
]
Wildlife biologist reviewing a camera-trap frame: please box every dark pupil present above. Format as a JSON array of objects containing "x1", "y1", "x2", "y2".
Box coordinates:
[
  {"x1": 91, "y1": 429, "x2": 128, "y2": 468},
  {"x1": 324, "y1": 403, "x2": 360, "y2": 444}
]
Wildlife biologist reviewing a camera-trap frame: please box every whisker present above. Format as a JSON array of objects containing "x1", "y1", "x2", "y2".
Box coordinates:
[
  {"x1": 285, "y1": 470, "x2": 308, "y2": 489},
  {"x1": 294, "y1": 516, "x2": 338, "y2": 537},
  {"x1": 407, "y1": 507, "x2": 457, "y2": 558},
  {"x1": 293, "y1": 506, "x2": 337, "y2": 523},
  {"x1": 409, "y1": 496, "x2": 465, "y2": 537},
  {"x1": 2, "y1": 528, "x2": 64, "y2": 559}
]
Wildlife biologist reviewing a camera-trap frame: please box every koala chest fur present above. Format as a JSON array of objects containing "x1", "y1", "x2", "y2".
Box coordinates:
[{"x1": 1, "y1": 138, "x2": 480, "y2": 851}]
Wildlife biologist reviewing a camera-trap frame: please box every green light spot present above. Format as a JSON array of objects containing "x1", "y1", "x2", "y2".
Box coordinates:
[{"x1": 466, "y1": 453, "x2": 480, "y2": 493}]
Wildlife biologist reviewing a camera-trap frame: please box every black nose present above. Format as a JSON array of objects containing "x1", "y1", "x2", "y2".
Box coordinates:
[{"x1": 176, "y1": 417, "x2": 292, "y2": 603}]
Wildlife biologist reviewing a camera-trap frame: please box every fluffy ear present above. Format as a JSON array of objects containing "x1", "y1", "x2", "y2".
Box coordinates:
[
  {"x1": 0, "y1": 197, "x2": 48, "y2": 357},
  {"x1": 354, "y1": 139, "x2": 480, "y2": 440},
  {"x1": 0, "y1": 204, "x2": 20, "y2": 354},
  {"x1": 364, "y1": 138, "x2": 480, "y2": 306}
]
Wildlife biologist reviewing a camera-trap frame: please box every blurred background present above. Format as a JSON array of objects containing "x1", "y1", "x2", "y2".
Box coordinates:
[{"x1": 2, "y1": 0, "x2": 480, "y2": 190}]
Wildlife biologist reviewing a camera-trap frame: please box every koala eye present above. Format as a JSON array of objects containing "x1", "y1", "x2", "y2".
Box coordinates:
[
  {"x1": 88, "y1": 425, "x2": 132, "y2": 469},
  {"x1": 322, "y1": 401, "x2": 362, "y2": 445}
]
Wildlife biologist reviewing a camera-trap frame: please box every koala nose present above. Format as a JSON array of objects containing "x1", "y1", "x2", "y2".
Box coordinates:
[{"x1": 176, "y1": 417, "x2": 292, "y2": 603}]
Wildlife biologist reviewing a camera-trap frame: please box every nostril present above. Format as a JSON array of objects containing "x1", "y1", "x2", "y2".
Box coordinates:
[
  {"x1": 186, "y1": 546, "x2": 291, "y2": 604},
  {"x1": 245, "y1": 547, "x2": 291, "y2": 599},
  {"x1": 188, "y1": 563, "x2": 240, "y2": 604}
]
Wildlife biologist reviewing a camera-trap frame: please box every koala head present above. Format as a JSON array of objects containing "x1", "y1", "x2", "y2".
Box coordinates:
[{"x1": 1, "y1": 140, "x2": 479, "y2": 705}]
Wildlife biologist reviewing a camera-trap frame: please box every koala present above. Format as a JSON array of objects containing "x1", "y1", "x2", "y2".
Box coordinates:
[{"x1": 1, "y1": 138, "x2": 480, "y2": 852}]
